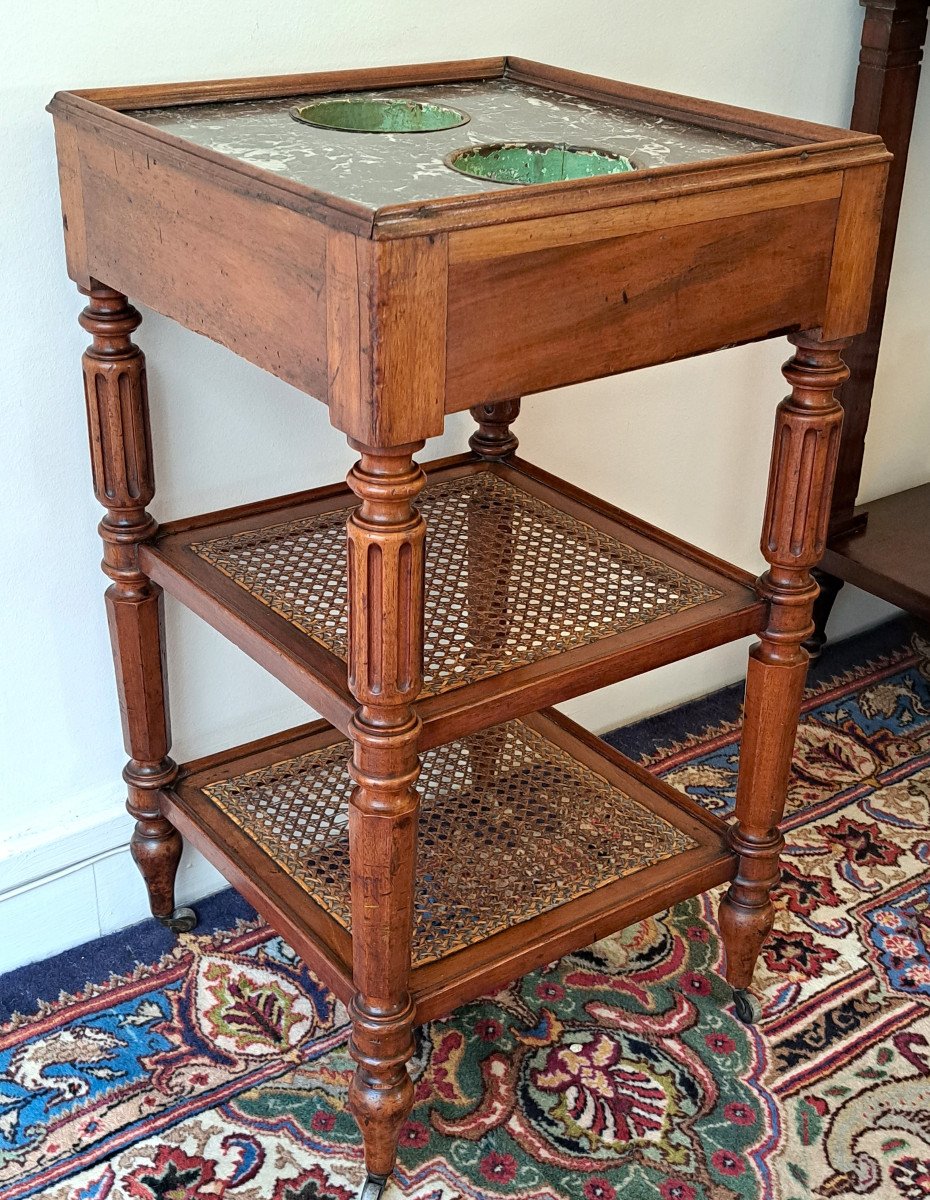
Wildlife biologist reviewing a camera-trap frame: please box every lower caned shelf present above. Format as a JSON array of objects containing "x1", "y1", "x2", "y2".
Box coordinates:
[{"x1": 164, "y1": 707, "x2": 735, "y2": 1022}]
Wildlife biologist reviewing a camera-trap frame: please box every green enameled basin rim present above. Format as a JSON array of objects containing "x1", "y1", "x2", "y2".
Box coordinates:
[
  {"x1": 445, "y1": 141, "x2": 637, "y2": 185},
  {"x1": 289, "y1": 97, "x2": 471, "y2": 134}
]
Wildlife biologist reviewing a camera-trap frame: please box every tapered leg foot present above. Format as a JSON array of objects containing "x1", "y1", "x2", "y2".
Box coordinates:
[
  {"x1": 733, "y1": 988, "x2": 762, "y2": 1025},
  {"x1": 359, "y1": 1174, "x2": 390, "y2": 1200},
  {"x1": 128, "y1": 778, "x2": 187, "y2": 928},
  {"x1": 130, "y1": 824, "x2": 191, "y2": 930},
  {"x1": 348, "y1": 996, "x2": 416, "y2": 1182},
  {"x1": 718, "y1": 824, "x2": 782, "y2": 992}
]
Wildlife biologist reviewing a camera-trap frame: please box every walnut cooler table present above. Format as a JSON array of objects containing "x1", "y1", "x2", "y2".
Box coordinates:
[{"x1": 49, "y1": 58, "x2": 888, "y2": 1196}]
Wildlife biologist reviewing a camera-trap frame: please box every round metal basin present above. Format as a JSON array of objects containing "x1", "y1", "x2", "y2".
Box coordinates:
[
  {"x1": 445, "y1": 141, "x2": 637, "y2": 185},
  {"x1": 290, "y1": 97, "x2": 470, "y2": 134}
]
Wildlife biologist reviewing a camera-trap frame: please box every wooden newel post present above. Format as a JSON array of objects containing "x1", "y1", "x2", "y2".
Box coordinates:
[
  {"x1": 345, "y1": 442, "x2": 426, "y2": 1184},
  {"x1": 807, "y1": 0, "x2": 928, "y2": 656},
  {"x1": 79, "y1": 285, "x2": 194, "y2": 932},
  {"x1": 719, "y1": 333, "x2": 848, "y2": 1011}
]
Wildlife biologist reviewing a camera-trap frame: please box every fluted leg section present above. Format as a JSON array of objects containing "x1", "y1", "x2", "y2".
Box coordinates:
[
  {"x1": 80, "y1": 285, "x2": 194, "y2": 934},
  {"x1": 468, "y1": 398, "x2": 521, "y2": 459},
  {"x1": 345, "y1": 443, "x2": 426, "y2": 1182},
  {"x1": 720, "y1": 333, "x2": 848, "y2": 1006}
]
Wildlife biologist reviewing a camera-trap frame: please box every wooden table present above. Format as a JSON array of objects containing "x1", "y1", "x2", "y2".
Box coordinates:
[{"x1": 49, "y1": 58, "x2": 888, "y2": 1197}]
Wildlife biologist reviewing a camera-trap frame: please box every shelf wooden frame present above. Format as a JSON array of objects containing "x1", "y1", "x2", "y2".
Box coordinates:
[
  {"x1": 165, "y1": 706, "x2": 736, "y2": 1026},
  {"x1": 141, "y1": 453, "x2": 766, "y2": 749}
]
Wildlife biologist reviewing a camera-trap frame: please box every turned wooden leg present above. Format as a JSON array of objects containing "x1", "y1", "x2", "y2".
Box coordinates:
[
  {"x1": 468, "y1": 398, "x2": 521, "y2": 459},
  {"x1": 345, "y1": 442, "x2": 426, "y2": 1187},
  {"x1": 466, "y1": 399, "x2": 520, "y2": 661},
  {"x1": 80, "y1": 285, "x2": 195, "y2": 934},
  {"x1": 720, "y1": 333, "x2": 848, "y2": 1021},
  {"x1": 803, "y1": 566, "x2": 845, "y2": 660}
]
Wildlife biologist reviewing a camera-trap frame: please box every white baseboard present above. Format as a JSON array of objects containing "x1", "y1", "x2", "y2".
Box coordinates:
[{"x1": 0, "y1": 786, "x2": 226, "y2": 975}]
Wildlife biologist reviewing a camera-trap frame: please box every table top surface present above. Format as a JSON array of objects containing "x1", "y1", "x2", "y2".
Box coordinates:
[{"x1": 133, "y1": 77, "x2": 777, "y2": 211}]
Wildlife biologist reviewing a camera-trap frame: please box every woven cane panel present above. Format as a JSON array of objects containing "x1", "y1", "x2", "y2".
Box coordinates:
[
  {"x1": 203, "y1": 719, "x2": 695, "y2": 966},
  {"x1": 191, "y1": 472, "x2": 721, "y2": 695}
]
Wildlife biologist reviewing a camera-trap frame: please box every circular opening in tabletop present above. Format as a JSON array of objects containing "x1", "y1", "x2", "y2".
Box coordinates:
[
  {"x1": 289, "y1": 97, "x2": 470, "y2": 134},
  {"x1": 445, "y1": 142, "x2": 637, "y2": 185}
]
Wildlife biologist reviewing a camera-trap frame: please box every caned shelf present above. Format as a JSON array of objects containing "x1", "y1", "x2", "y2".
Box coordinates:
[
  {"x1": 165, "y1": 706, "x2": 734, "y2": 1022},
  {"x1": 142, "y1": 453, "x2": 764, "y2": 748}
]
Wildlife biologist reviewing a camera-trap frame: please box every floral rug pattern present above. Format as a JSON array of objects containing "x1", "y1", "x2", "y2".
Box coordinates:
[{"x1": 2, "y1": 621, "x2": 930, "y2": 1199}]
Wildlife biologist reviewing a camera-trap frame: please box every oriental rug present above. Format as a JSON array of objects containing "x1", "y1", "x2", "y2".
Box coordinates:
[{"x1": 2, "y1": 617, "x2": 929, "y2": 1200}]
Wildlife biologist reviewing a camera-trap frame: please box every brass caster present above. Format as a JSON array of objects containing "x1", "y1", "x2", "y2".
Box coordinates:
[
  {"x1": 158, "y1": 906, "x2": 198, "y2": 933},
  {"x1": 733, "y1": 988, "x2": 762, "y2": 1025},
  {"x1": 359, "y1": 1173, "x2": 389, "y2": 1200}
]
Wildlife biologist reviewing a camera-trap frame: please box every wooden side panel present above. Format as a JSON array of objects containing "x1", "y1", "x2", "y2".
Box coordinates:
[
  {"x1": 327, "y1": 232, "x2": 448, "y2": 446},
  {"x1": 445, "y1": 196, "x2": 841, "y2": 410},
  {"x1": 326, "y1": 230, "x2": 363, "y2": 425},
  {"x1": 74, "y1": 123, "x2": 329, "y2": 400},
  {"x1": 371, "y1": 236, "x2": 447, "y2": 445},
  {"x1": 52, "y1": 118, "x2": 90, "y2": 287},
  {"x1": 822, "y1": 162, "x2": 890, "y2": 340},
  {"x1": 448, "y1": 174, "x2": 842, "y2": 263}
]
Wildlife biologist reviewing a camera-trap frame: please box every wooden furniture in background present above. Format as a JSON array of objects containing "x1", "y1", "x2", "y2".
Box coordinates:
[
  {"x1": 811, "y1": 0, "x2": 930, "y2": 647},
  {"x1": 50, "y1": 58, "x2": 887, "y2": 1196}
]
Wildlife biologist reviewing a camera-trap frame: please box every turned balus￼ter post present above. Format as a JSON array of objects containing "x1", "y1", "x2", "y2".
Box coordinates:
[{"x1": 50, "y1": 57, "x2": 887, "y2": 1196}]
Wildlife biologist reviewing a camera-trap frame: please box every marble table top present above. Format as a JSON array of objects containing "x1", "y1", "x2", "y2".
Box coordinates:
[{"x1": 134, "y1": 77, "x2": 775, "y2": 211}]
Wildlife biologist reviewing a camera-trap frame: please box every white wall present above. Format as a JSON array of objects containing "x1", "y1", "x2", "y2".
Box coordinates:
[{"x1": 2, "y1": 1, "x2": 927, "y2": 970}]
